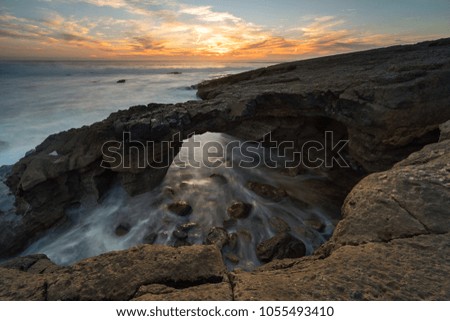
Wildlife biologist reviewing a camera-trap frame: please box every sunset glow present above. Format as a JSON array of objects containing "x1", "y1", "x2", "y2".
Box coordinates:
[{"x1": 0, "y1": 0, "x2": 449, "y2": 60}]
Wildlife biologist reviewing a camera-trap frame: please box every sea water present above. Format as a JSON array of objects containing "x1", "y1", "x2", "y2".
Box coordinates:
[{"x1": 0, "y1": 60, "x2": 268, "y2": 166}]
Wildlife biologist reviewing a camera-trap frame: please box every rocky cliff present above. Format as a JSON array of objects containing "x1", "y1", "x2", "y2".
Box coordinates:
[{"x1": 0, "y1": 38, "x2": 449, "y2": 300}]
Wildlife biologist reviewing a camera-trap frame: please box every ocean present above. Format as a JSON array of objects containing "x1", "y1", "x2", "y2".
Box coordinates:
[{"x1": 0, "y1": 60, "x2": 270, "y2": 166}]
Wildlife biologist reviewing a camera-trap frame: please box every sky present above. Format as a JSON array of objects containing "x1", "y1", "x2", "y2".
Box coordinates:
[{"x1": 0, "y1": 0, "x2": 448, "y2": 60}]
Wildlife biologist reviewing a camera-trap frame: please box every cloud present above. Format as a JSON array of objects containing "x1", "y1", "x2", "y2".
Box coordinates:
[
  {"x1": 132, "y1": 36, "x2": 165, "y2": 51},
  {"x1": 180, "y1": 5, "x2": 241, "y2": 23},
  {"x1": 0, "y1": 3, "x2": 441, "y2": 60},
  {"x1": 76, "y1": 0, "x2": 127, "y2": 9},
  {"x1": 58, "y1": 32, "x2": 95, "y2": 43},
  {"x1": 0, "y1": 11, "x2": 115, "y2": 54}
]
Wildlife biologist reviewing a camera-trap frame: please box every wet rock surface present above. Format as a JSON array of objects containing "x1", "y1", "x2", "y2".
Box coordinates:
[
  {"x1": 205, "y1": 227, "x2": 229, "y2": 249},
  {"x1": 256, "y1": 233, "x2": 306, "y2": 262},
  {"x1": 227, "y1": 202, "x2": 252, "y2": 219},
  {"x1": 167, "y1": 201, "x2": 192, "y2": 216},
  {"x1": 143, "y1": 232, "x2": 157, "y2": 244},
  {"x1": 115, "y1": 223, "x2": 131, "y2": 236}
]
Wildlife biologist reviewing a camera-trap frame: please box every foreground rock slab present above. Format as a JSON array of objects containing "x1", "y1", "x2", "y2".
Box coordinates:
[
  {"x1": 0, "y1": 245, "x2": 229, "y2": 301},
  {"x1": 232, "y1": 233, "x2": 450, "y2": 300}
]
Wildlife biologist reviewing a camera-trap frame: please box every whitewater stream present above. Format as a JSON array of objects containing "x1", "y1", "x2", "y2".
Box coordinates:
[{"x1": 19, "y1": 133, "x2": 338, "y2": 270}]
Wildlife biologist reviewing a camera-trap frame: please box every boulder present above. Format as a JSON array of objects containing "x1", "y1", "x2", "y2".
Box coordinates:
[
  {"x1": 167, "y1": 201, "x2": 192, "y2": 216},
  {"x1": 205, "y1": 227, "x2": 229, "y2": 249},
  {"x1": 227, "y1": 202, "x2": 252, "y2": 219},
  {"x1": 172, "y1": 228, "x2": 188, "y2": 240},
  {"x1": 143, "y1": 232, "x2": 157, "y2": 244},
  {"x1": 115, "y1": 223, "x2": 131, "y2": 236},
  {"x1": 256, "y1": 233, "x2": 306, "y2": 262}
]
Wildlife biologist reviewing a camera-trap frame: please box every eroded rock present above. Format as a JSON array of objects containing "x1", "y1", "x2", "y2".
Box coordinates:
[
  {"x1": 143, "y1": 232, "x2": 157, "y2": 244},
  {"x1": 227, "y1": 202, "x2": 252, "y2": 219},
  {"x1": 167, "y1": 201, "x2": 192, "y2": 216},
  {"x1": 205, "y1": 227, "x2": 229, "y2": 249},
  {"x1": 256, "y1": 233, "x2": 306, "y2": 262},
  {"x1": 115, "y1": 223, "x2": 131, "y2": 236}
]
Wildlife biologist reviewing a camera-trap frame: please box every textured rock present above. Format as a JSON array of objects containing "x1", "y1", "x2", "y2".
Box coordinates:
[
  {"x1": 0, "y1": 244, "x2": 228, "y2": 300},
  {"x1": 168, "y1": 201, "x2": 192, "y2": 216},
  {"x1": 232, "y1": 233, "x2": 450, "y2": 300},
  {"x1": 0, "y1": 268, "x2": 48, "y2": 300},
  {"x1": 198, "y1": 41, "x2": 449, "y2": 172},
  {"x1": 173, "y1": 228, "x2": 188, "y2": 240},
  {"x1": 256, "y1": 233, "x2": 306, "y2": 262},
  {"x1": 45, "y1": 245, "x2": 226, "y2": 300},
  {"x1": 321, "y1": 134, "x2": 450, "y2": 253},
  {"x1": 227, "y1": 202, "x2": 252, "y2": 219},
  {"x1": 115, "y1": 223, "x2": 131, "y2": 236},
  {"x1": 205, "y1": 227, "x2": 229, "y2": 249},
  {"x1": 143, "y1": 232, "x2": 157, "y2": 244},
  {"x1": 132, "y1": 282, "x2": 232, "y2": 301},
  {"x1": 0, "y1": 253, "x2": 61, "y2": 274}
]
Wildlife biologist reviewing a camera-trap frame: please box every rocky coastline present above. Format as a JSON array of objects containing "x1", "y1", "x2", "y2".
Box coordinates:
[{"x1": 1, "y1": 38, "x2": 449, "y2": 300}]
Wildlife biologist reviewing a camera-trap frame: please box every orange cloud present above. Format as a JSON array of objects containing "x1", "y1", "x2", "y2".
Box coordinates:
[{"x1": 0, "y1": 3, "x2": 443, "y2": 60}]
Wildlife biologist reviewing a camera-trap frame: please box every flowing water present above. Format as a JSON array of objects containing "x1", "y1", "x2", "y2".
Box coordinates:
[{"x1": 21, "y1": 133, "x2": 337, "y2": 270}]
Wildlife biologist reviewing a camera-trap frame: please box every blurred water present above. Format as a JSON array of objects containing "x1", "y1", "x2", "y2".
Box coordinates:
[
  {"x1": 0, "y1": 60, "x2": 269, "y2": 165},
  {"x1": 22, "y1": 133, "x2": 336, "y2": 270}
]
